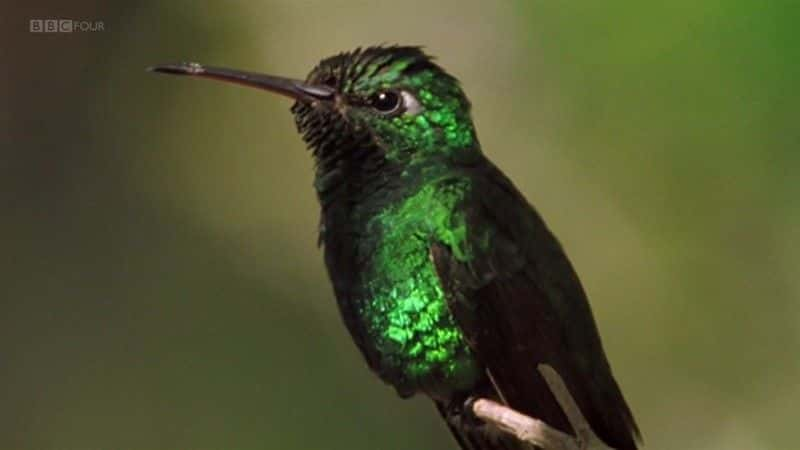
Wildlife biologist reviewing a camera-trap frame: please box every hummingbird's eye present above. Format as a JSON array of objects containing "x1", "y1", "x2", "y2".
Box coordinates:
[
  {"x1": 369, "y1": 90, "x2": 402, "y2": 114},
  {"x1": 321, "y1": 75, "x2": 337, "y2": 88}
]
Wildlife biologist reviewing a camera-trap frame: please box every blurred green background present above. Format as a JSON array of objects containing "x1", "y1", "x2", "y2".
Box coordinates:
[{"x1": 3, "y1": 1, "x2": 798, "y2": 449}]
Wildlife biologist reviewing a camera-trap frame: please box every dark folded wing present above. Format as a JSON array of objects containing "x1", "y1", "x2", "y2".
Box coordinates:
[{"x1": 430, "y1": 164, "x2": 640, "y2": 450}]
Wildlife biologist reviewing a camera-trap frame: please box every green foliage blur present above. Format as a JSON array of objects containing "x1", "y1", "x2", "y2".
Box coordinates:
[{"x1": 3, "y1": 2, "x2": 798, "y2": 449}]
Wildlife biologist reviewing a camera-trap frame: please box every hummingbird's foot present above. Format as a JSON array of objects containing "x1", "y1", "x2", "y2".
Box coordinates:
[
  {"x1": 460, "y1": 396, "x2": 485, "y2": 429},
  {"x1": 444, "y1": 395, "x2": 485, "y2": 431}
]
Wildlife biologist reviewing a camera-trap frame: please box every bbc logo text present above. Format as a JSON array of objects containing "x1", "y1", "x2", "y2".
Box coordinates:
[{"x1": 30, "y1": 19, "x2": 105, "y2": 33}]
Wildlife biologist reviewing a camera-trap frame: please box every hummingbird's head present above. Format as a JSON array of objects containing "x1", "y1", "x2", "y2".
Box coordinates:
[
  {"x1": 150, "y1": 46, "x2": 479, "y2": 194},
  {"x1": 292, "y1": 46, "x2": 477, "y2": 165}
]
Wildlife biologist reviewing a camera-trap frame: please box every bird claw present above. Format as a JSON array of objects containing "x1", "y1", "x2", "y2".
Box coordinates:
[{"x1": 445, "y1": 395, "x2": 485, "y2": 431}]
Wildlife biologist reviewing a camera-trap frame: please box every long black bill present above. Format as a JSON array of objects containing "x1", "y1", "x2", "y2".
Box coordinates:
[{"x1": 148, "y1": 62, "x2": 334, "y2": 103}]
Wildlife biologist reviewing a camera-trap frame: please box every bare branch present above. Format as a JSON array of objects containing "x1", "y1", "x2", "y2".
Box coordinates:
[
  {"x1": 469, "y1": 364, "x2": 616, "y2": 450},
  {"x1": 472, "y1": 398, "x2": 581, "y2": 450}
]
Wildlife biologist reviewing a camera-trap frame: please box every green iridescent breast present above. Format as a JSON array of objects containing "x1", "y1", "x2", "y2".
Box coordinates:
[{"x1": 358, "y1": 177, "x2": 485, "y2": 397}]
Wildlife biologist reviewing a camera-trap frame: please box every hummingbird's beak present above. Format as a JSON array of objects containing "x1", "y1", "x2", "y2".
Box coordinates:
[{"x1": 148, "y1": 62, "x2": 334, "y2": 103}]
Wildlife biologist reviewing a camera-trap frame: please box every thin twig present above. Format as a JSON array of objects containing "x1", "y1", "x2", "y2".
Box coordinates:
[
  {"x1": 472, "y1": 398, "x2": 580, "y2": 450},
  {"x1": 470, "y1": 364, "x2": 615, "y2": 450}
]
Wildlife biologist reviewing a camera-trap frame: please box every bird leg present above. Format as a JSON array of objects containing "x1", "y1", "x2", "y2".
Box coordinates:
[{"x1": 443, "y1": 394, "x2": 486, "y2": 431}]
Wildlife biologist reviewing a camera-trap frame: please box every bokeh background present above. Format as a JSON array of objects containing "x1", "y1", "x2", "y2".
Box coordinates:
[{"x1": 3, "y1": 1, "x2": 798, "y2": 449}]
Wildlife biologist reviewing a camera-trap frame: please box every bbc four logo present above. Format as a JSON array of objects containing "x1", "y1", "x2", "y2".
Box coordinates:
[{"x1": 30, "y1": 19, "x2": 104, "y2": 33}]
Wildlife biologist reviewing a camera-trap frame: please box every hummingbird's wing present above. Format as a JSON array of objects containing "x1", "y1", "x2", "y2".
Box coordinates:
[{"x1": 430, "y1": 163, "x2": 640, "y2": 450}]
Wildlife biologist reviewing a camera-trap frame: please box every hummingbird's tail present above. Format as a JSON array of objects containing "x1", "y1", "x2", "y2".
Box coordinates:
[{"x1": 435, "y1": 401, "x2": 535, "y2": 450}]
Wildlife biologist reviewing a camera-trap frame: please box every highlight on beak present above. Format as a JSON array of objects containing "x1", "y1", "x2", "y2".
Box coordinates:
[{"x1": 147, "y1": 62, "x2": 334, "y2": 102}]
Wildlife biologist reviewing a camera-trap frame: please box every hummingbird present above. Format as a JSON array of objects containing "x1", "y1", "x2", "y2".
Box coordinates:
[{"x1": 150, "y1": 46, "x2": 640, "y2": 450}]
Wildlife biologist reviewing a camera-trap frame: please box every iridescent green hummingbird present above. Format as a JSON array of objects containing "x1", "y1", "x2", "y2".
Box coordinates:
[{"x1": 150, "y1": 46, "x2": 640, "y2": 450}]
